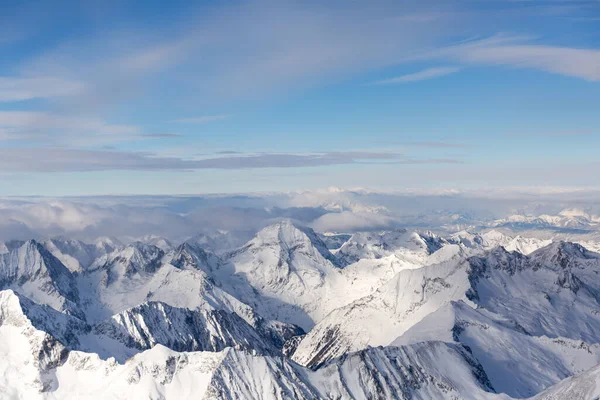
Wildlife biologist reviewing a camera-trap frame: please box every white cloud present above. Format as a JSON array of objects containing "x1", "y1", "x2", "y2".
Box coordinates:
[
  {"x1": 0, "y1": 111, "x2": 140, "y2": 145},
  {"x1": 505, "y1": 130, "x2": 592, "y2": 136},
  {"x1": 310, "y1": 211, "x2": 397, "y2": 232},
  {"x1": 0, "y1": 148, "x2": 461, "y2": 173},
  {"x1": 372, "y1": 66, "x2": 461, "y2": 84},
  {"x1": 0, "y1": 77, "x2": 86, "y2": 102},
  {"x1": 18, "y1": 1, "x2": 461, "y2": 107},
  {"x1": 1, "y1": 188, "x2": 600, "y2": 242},
  {"x1": 441, "y1": 36, "x2": 600, "y2": 81}
]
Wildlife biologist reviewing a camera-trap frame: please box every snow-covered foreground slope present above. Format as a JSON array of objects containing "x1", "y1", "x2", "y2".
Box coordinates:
[
  {"x1": 4, "y1": 282, "x2": 600, "y2": 400},
  {"x1": 0, "y1": 294, "x2": 503, "y2": 400},
  {"x1": 531, "y1": 363, "x2": 600, "y2": 400},
  {"x1": 394, "y1": 301, "x2": 600, "y2": 398}
]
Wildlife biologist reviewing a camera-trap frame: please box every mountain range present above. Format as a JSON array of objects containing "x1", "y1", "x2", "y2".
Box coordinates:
[{"x1": 2, "y1": 220, "x2": 600, "y2": 399}]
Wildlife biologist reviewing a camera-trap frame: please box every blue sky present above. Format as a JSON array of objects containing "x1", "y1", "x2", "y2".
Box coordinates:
[{"x1": 0, "y1": 0, "x2": 599, "y2": 195}]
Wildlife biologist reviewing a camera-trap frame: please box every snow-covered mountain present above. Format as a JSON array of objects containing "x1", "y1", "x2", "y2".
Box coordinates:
[
  {"x1": 335, "y1": 229, "x2": 447, "y2": 265},
  {"x1": 184, "y1": 230, "x2": 255, "y2": 255},
  {"x1": 317, "y1": 232, "x2": 351, "y2": 250},
  {"x1": 41, "y1": 237, "x2": 119, "y2": 273},
  {"x1": 531, "y1": 362, "x2": 600, "y2": 399},
  {"x1": 136, "y1": 235, "x2": 173, "y2": 252},
  {"x1": 479, "y1": 230, "x2": 552, "y2": 255},
  {"x1": 0, "y1": 293, "x2": 500, "y2": 399},
  {"x1": 290, "y1": 241, "x2": 600, "y2": 397},
  {"x1": 216, "y1": 221, "x2": 462, "y2": 330},
  {"x1": 0, "y1": 240, "x2": 82, "y2": 318},
  {"x1": 3, "y1": 220, "x2": 600, "y2": 399},
  {"x1": 489, "y1": 210, "x2": 600, "y2": 232},
  {"x1": 76, "y1": 242, "x2": 303, "y2": 359},
  {"x1": 219, "y1": 220, "x2": 347, "y2": 329}
]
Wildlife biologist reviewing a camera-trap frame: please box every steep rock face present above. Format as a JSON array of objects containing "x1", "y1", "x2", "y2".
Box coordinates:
[
  {"x1": 80, "y1": 249, "x2": 222, "y2": 321},
  {"x1": 1, "y1": 290, "x2": 88, "y2": 349},
  {"x1": 92, "y1": 301, "x2": 277, "y2": 361},
  {"x1": 0, "y1": 269, "x2": 301, "y2": 368},
  {"x1": 73, "y1": 238, "x2": 305, "y2": 359},
  {"x1": 88, "y1": 242, "x2": 165, "y2": 285},
  {"x1": 136, "y1": 235, "x2": 173, "y2": 252},
  {"x1": 164, "y1": 242, "x2": 220, "y2": 273},
  {"x1": 467, "y1": 243, "x2": 600, "y2": 342},
  {"x1": 0, "y1": 241, "x2": 81, "y2": 318}
]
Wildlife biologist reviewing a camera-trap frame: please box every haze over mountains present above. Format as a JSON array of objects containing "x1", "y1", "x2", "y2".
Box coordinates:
[{"x1": 3, "y1": 190, "x2": 600, "y2": 398}]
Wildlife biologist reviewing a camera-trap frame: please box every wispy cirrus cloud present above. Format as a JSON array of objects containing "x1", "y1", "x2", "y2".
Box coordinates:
[
  {"x1": 0, "y1": 111, "x2": 140, "y2": 145},
  {"x1": 438, "y1": 35, "x2": 600, "y2": 81},
  {"x1": 0, "y1": 77, "x2": 86, "y2": 102},
  {"x1": 400, "y1": 141, "x2": 471, "y2": 148},
  {"x1": 170, "y1": 115, "x2": 230, "y2": 124},
  {"x1": 505, "y1": 130, "x2": 593, "y2": 136},
  {"x1": 141, "y1": 133, "x2": 182, "y2": 138},
  {"x1": 372, "y1": 66, "x2": 462, "y2": 84},
  {"x1": 0, "y1": 148, "x2": 461, "y2": 173}
]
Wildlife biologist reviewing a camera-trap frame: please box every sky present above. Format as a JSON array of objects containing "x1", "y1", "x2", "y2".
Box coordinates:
[{"x1": 0, "y1": 0, "x2": 599, "y2": 196}]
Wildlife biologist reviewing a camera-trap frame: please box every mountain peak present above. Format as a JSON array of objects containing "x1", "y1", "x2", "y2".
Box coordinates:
[
  {"x1": 89, "y1": 242, "x2": 164, "y2": 284},
  {"x1": 248, "y1": 220, "x2": 339, "y2": 267},
  {"x1": 167, "y1": 241, "x2": 219, "y2": 272},
  {"x1": 256, "y1": 220, "x2": 307, "y2": 243},
  {"x1": 530, "y1": 241, "x2": 597, "y2": 269},
  {"x1": 467, "y1": 245, "x2": 529, "y2": 279}
]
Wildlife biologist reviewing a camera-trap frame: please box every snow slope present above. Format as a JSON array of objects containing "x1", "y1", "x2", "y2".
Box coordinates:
[
  {"x1": 335, "y1": 229, "x2": 447, "y2": 266},
  {"x1": 531, "y1": 362, "x2": 600, "y2": 400},
  {"x1": 0, "y1": 296, "x2": 502, "y2": 400},
  {"x1": 218, "y1": 220, "x2": 348, "y2": 329},
  {"x1": 0, "y1": 240, "x2": 82, "y2": 318},
  {"x1": 394, "y1": 301, "x2": 600, "y2": 397},
  {"x1": 2, "y1": 221, "x2": 600, "y2": 399},
  {"x1": 292, "y1": 241, "x2": 600, "y2": 389}
]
